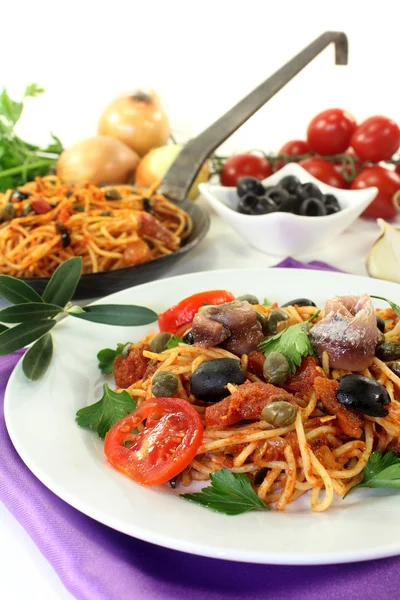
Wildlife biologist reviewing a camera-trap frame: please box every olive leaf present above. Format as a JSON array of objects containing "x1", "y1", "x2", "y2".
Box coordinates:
[
  {"x1": 0, "y1": 319, "x2": 56, "y2": 356},
  {"x1": 22, "y1": 333, "x2": 53, "y2": 380},
  {"x1": 0, "y1": 274, "x2": 43, "y2": 304},
  {"x1": 0, "y1": 324, "x2": 9, "y2": 333},
  {"x1": 71, "y1": 304, "x2": 158, "y2": 326},
  {"x1": 0, "y1": 302, "x2": 63, "y2": 323},
  {"x1": 42, "y1": 256, "x2": 82, "y2": 307}
]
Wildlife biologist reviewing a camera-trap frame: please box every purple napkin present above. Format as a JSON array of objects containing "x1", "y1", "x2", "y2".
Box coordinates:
[{"x1": 0, "y1": 259, "x2": 398, "y2": 600}]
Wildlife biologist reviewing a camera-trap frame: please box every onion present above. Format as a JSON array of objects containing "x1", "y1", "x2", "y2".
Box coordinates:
[
  {"x1": 135, "y1": 144, "x2": 209, "y2": 200},
  {"x1": 56, "y1": 136, "x2": 140, "y2": 185},
  {"x1": 366, "y1": 218, "x2": 400, "y2": 283},
  {"x1": 98, "y1": 91, "x2": 170, "y2": 157}
]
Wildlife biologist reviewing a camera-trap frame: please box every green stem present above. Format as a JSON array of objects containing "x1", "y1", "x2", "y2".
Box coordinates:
[{"x1": 0, "y1": 157, "x2": 56, "y2": 180}]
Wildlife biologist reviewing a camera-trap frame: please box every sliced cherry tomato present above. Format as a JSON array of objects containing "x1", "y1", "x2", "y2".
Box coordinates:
[
  {"x1": 31, "y1": 196, "x2": 52, "y2": 214},
  {"x1": 274, "y1": 140, "x2": 310, "y2": 171},
  {"x1": 299, "y1": 158, "x2": 346, "y2": 188},
  {"x1": 351, "y1": 166, "x2": 400, "y2": 218},
  {"x1": 158, "y1": 290, "x2": 235, "y2": 333},
  {"x1": 220, "y1": 154, "x2": 272, "y2": 187},
  {"x1": 307, "y1": 108, "x2": 356, "y2": 155},
  {"x1": 351, "y1": 116, "x2": 400, "y2": 162},
  {"x1": 104, "y1": 397, "x2": 203, "y2": 486}
]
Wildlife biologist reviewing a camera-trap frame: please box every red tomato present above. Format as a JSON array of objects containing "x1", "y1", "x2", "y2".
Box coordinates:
[
  {"x1": 220, "y1": 154, "x2": 272, "y2": 186},
  {"x1": 104, "y1": 397, "x2": 203, "y2": 486},
  {"x1": 351, "y1": 116, "x2": 400, "y2": 162},
  {"x1": 299, "y1": 158, "x2": 347, "y2": 188},
  {"x1": 158, "y1": 290, "x2": 235, "y2": 333},
  {"x1": 58, "y1": 205, "x2": 73, "y2": 223},
  {"x1": 351, "y1": 166, "x2": 400, "y2": 218},
  {"x1": 274, "y1": 140, "x2": 311, "y2": 170},
  {"x1": 31, "y1": 196, "x2": 52, "y2": 214},
  {"x1": 307, "y1": 108, "x2": 356, "y2": 155}
]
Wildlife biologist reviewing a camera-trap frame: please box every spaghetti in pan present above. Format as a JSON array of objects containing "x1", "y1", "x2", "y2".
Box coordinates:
[
  {"x1": 0, "y1": 176, "x2": 192, "y2": 277},
  {"x1": 98, "y1": 291, "x2": 400, "y2": 514}
]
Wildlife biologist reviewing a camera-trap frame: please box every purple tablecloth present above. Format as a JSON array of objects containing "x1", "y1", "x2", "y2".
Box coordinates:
[{"x1": 1, "y1": 259, "x2": 398, "y2": 600}]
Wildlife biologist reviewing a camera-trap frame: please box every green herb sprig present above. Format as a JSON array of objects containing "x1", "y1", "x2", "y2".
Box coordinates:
[
  {"x1": 371, "y1": 296, "x2": 400, "y2": 319},
  {"x1": 344, "y1": 451, "x2": 400, "y2": 497},
  {"x1": 180, "y1": 469, "x2": 269, "y2": 515},
  {"x1": 259, "y1": 310, "x2": 320, "y2": 373},
  {"x1": 0, "y1": 257, "x2": 158, "y2": 380}
]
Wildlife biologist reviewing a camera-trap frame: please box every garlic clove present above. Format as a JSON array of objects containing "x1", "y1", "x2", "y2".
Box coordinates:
[{"x1": 367, "y1": 218, "x2": 400, "y2": 283}]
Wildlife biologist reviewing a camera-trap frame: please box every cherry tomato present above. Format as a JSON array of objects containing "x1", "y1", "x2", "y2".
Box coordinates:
[
  {"x1": 307, "y1": 108, "x2": 357, "y2": 155},
  {"x1": 351, "y1": 116, "x2": 400, "y2": 162},
  {"x1": 274, "y1": 140, "x2": 311, "y2": 171},
  {"x1": 220, "y1": 154, "x2": 272, "y2": 186},
  {"x1": 31, "y1": 196, "x2": 52, "y2": 214},
  {"x1": 299, "y1": 158, "x2": 346, "y2": 188},
  {"x1": 158, "y1": 290, "x2": 235, "y2": 333},
  {"x1": 351, "y1": 166, "x2": 400, "y2": 218},
  {"x1": 104, "y1": 397, "x2": 203, "y2": 485}
]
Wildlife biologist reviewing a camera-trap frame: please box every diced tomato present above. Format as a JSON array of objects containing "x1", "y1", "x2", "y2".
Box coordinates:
[
  {"x1": 58, "y1": 205, "x2": 73, "y2": 223},
  {"x1": 31, "y1": 196, "x2": 52, "y2": 214},
  {"x1": 114, "y1": 343, "x2": 150, "y2": 388},
  {"x1": 158, "y1": 290, "x2": 235, "y2": 334},
  {"x1": 104, "y1": 396, "x2": 203, "y2": 485}
]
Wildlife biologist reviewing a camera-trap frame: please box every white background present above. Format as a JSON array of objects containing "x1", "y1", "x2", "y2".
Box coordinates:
[{"x1": 1, "y1": 0, "x2": 400, "y2": 598}]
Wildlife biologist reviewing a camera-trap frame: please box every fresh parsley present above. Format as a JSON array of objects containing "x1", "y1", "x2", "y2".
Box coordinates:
[
  {"x1": 97, "y1": 343, "x2": 131, "y2": 375},
  {"x1": 259, "y1": 311, "x2": 320, "y2": 374},
  {"x1": 76, "y1": 383, "x2": 136, "y2": 439},
  {"x1": 344, "y1": 451, "x2": 400, "y2": 497},
  {"x1": 167, "y1": 335, "x2": 184, "y2": 349},
  {"x1": 179, "y1": 468, "x2": 269, "y2": 515},
  {"x1": 263, "y1": 297, "x2": 272, "y2": 306},
  {"x1": 371, "y1": 296, "x2": 400, "y2": 319}
]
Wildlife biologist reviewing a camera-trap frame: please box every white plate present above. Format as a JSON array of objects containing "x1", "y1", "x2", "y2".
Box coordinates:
[{"x1": 5, "y1": 268, "x2": 400, "y2": 566}]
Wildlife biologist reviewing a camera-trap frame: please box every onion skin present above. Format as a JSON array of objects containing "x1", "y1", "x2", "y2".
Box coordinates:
[
  {"x1": 56, "y1": 136, "x2": 140, "y2": 185},
  {"x1": 135, "y1": 144, "x2": 209, "y2": 200},
  {"x1": 98, "y1": 92, "x2": 170, "y2": 157}
]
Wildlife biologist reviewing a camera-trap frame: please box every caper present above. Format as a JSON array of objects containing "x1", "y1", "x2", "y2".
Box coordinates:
[
  {"x1": 263, "y1": 352, "x2": 290, "y2": 385},
  {"x1": 376, "y1": 341, "x2": 400, "y2": 362},
  {"x1": 74, "y1": 204, "x2": 85, "y2": 212},
  {"x1": 236, "y1": 294, "x2": 259, "y2": 305},
  {"x1": 150, "y1": 332, "x2": 173, "y2": 353},
  {"x1": 377, "y1": 330, "x2": 385, "y2": 345},
  {"x1": 22, "y1": 203, "x2": 32, "y2": 216},
  {"x1": 104, "y1": 189, "x2": 122, "y2": 201},
  {"x1": 152, "y1": 371, "x2": 179, "y2": 397},
  {"x1": 255, "y1": 311, "x2": 269, "y2": 335},
  {"x1": 266, "y1": 309, "x2": 288, "y2": 335},
  {"x1": 100, "y1": 210, "x2": 113, "y2": 217},
  {"x1": 0, "y1": 204, "x2": 16, "y2": 222},
  {"x1": 388, "y1": 362, "x2": 400, "y2": 378},
  {"x1": 376, "y1": 316, "x2": 386, "y2": 333},
  {"x1": 261, "y1": 401, "x2": 297, "y2": 427}
]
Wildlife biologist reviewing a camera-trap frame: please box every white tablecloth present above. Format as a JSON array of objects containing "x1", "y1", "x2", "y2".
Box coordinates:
[{"x1": 0, "y1": 200, "x2": 389, "y2": 599}]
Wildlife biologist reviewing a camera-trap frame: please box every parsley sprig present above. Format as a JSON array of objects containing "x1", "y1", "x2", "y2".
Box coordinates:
[
  {"x1": 344, "y1": 451, "x2": 400, "y2": 497},
  {"x1": 259, "y1": 310, "x2": 320, "y2": 373},
  {"x1": 0, "y1": 257, "x2": 158, "y2": 380},
  {"x1": 97, "y1": 343, "x2": 131, "y2": 375},
  {"x1": 180, "y1": 469, "x2": 269, "y2": 515}
]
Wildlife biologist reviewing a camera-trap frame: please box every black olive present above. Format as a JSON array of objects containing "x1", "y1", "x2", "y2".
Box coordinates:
[
  {"x1": 266, "y1": 309, "x2": 288, "y2": 335},
  {"x1": 297, "y1": 182, "x2": 323, "y2": 201},
  {"x1": 74, "y1": 204, "x2": 85, "y2": 212},
  {"x1": 337, "y1": 374, "x2": 390, "y2": 417},
  {"x1": 299, "y1": 197, "x2": 327, "y2": 217},
  {"x1": 237, "y1": 193, "x2": 276, "y2": 215},
  {"x1": 323, "y1": 193, "x2": 340, "y2": 209},
  {"x1": 254, "y1": 468, "x2": 268, "y2": 485},
  {"x1": 388, "y1": 362, "x2": 400, "y2": 378},
  {"x1": 190, "y1": 358, "x2": 245, "y2": 402},
  {"x1": 376, "y1": 341, "x2": 400, "y2": 362},
  {"x1": 236, "y1": 294, "x2": 259, "y2": 305},
  {"x1": 376, "y1": 316, "x2": 386, "y2": 333},
  {"x1": 104, "y1": 189, "x2": 122, "y2": 201},
  {"x1": 182, "y1": 330, "x2": 194, "y2": 345},
  {"x1": 325, "y1": 204, "x2": 341, "y2": 215},
  {"x1": 143, "y1": 198, "x2": 152, "y2": 213},
  {"x1": 236, "y1": 177, "x2": 265, "y2": 199},
  {"x1": 11, "y1": 190, "x2": 31, "y2": 201},
  {"x1": 55, "y1": 222, "x2": 71, "y2": 248},
  {"x1": 0, "y1": 204, "x2": 16, "y2": 222},
  {"x1": 278, "y1": 175, "x2": 300, "y2": 195},
  {"x1": 264, "y1": 186, "x2": 292, "y2": 211},
  {"x1": 169, "y1": 477, "x2": 177, "y2": 489},
  {"x1": 65, "y1": 190, "x2": 74, "y2": 198},
  {"x1": 282, "y1": 298, "x2": 317, "y2": 307},
  {"x1": 237, "y1": 193, "x2": 258, "y2": 214},
  {"x1": 255, "y1": 311, "x2": 269, "y2": 335}
]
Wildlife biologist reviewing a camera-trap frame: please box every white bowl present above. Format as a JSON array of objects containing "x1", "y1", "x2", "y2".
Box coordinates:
[{"x1": 199, "y1": 163, "x2": 378, "y2": 256}]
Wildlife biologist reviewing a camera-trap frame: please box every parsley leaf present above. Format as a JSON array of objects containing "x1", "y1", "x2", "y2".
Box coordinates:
[
  {"x1": 179, "y1": 468, "x2": 269, "y2": 515},
  {"x1": 344, "y1": 451, "x2": 400, "y2": 497},
  {"x1": 167, "y1": 335, "x2": 184, "y2": 349},
  {"x1": 371, "y1": 296, "x2": 400, "y2": 319},
  {"x1": 259, "y1": 312, "x2": 319, "y2": 374},
  {"x1": 97, "y1": 342, "x2": 131, "y2": 375},
  {"x1": 76, "y1": 383, "x2": 136, "y2": 438},
  {"x1": 263, "y1": 297, "x2": 272, "y2": 306}
]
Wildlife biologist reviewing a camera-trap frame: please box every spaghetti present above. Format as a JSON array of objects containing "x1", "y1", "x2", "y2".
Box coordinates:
[
  {"x1": 114, "y1": 300, "x2": 400, "y2": 513},
  {"x1": 0, "y1": 176, "x2": 192, "y2": 277}
]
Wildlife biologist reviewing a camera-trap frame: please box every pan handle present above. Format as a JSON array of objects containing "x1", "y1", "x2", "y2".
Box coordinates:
[{"x1": 159, "y1": 31, "x2": 348, "y2": 202}]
